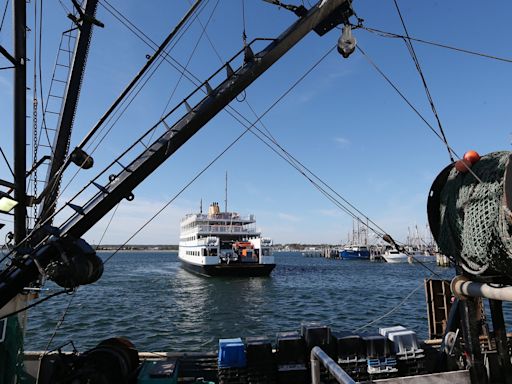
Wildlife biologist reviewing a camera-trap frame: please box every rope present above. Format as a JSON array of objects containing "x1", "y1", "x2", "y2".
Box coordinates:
[
  {"x1": 41, "y1": 288, "x2": 76, "y2": 352},
  {"x1": 241, "y1": 0, "x2": 247, "y2": 45},
  {"x1": 352, "y1": 277, "x2": 427, "y2": 333},
  {"x1": 392, "y1": 0, "x2": 453, "y2": 162},
  {"x1": 360, "y1": 25, "x2": 512, "y2": 64},
  {"x1": 0, "y1": 289, "x2": 72, "y2": 321}
]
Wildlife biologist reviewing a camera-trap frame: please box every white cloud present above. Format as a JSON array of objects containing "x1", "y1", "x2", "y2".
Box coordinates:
[{"x1": 335, "y1": 137, "x2": 350, "y2": 147}]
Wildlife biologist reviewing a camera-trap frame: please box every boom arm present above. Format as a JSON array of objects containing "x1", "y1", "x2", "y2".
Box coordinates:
[{"x1": 0, "y1": 0, "x2": 352, "y2": 309}]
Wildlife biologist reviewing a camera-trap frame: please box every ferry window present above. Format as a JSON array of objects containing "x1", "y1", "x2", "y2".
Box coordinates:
[
  {"x1": 262, "y1": 248, "x2": 270, "y2": 256},
  {"x1": 203, "y1": 249, "x2": 207, "y2": 256}
]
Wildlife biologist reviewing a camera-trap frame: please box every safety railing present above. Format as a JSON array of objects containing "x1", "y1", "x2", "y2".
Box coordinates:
[{"x1": 310, "y1": 346, "x2": 356, "y2": 384}]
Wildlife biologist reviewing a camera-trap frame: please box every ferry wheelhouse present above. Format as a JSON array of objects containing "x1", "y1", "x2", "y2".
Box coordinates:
[{"x1": 178, "y1": 202, "x2": 275, "y2": 276}]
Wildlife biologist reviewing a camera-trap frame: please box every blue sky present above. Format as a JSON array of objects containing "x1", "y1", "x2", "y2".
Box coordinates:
[{"x1": 1, "y1": 0, "x2": 511, "y2": 245}]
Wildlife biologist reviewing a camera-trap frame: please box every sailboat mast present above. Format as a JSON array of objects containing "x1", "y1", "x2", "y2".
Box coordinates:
[
  {"x1": 224, "y1": 171, "x2": 228, "y2": 213},
  {"x1": 13, "y1": 0, "x2": 27, "y2": 245}
]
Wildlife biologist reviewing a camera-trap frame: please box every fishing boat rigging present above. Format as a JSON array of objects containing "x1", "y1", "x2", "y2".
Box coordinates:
[
  {"x1": 2, "y1": 1, "x2": 512, "y2": 382},
  {"x1": 0, "y1": 0, "x2": 356, "y2": 309}
]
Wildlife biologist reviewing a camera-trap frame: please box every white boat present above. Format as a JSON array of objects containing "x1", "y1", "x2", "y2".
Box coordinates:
[
  {"x1": 178, "y1": 202, "x2": 275, "y2": 276},
  {"x1": 408, "y1": 250, "x2": 437, "y2": 263},
  {"x1": 382, "y1": 248, "x2": 409, "y2": 263}
]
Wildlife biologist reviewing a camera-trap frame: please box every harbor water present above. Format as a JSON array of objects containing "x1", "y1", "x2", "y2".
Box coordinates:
[{"x1": 23, "y1": 251, "x2": 485, "y2": 353}]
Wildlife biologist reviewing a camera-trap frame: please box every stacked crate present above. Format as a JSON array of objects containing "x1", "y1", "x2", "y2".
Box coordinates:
[
  {"x1": 218, "y1": 338, "x2": 247, "y2": 384},
  {"x1": 245, "y1": 337, "x2": 277, "y2": 383},
  {"x1": 332, "y1": 333, "x2": 367, "y2": 381},
  {"x1": 379, "y1": 326, "x2": 426, "y2": 376},
  {"x1": 361, "y1": 334, "x2": 398, "y2": 379},
  {"x1": 275, "y1": 331, "x2": 308, "y2": 383}
]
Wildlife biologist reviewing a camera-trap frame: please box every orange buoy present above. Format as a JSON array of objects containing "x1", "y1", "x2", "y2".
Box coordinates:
[
  {"x1": 455, "y1": 159, "x2": 471, "y2": 173},
  {"x1": 463, "y1": 150, "x2": 481, "y2": 165}
]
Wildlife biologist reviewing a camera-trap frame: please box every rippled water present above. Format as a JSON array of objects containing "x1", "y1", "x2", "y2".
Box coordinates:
[{"x1": 25, "y1": 251, "x2": 460, "y2": 352}]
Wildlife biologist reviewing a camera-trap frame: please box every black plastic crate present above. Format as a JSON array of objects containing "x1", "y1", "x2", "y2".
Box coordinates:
[
  {"x1": 332, "y1": 332, "x2": 366, "y2": 361},
  {"x1": 277, "y1": 365, "x2": 307, "y2": 384},
  {"x1": 276, "y1": 331, "x2": 306, "y2": 365}
]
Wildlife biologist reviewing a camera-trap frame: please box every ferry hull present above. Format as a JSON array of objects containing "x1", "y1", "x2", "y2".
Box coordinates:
[{"x1": 180, "y1": 260, "x2": 275, "y2": 277}]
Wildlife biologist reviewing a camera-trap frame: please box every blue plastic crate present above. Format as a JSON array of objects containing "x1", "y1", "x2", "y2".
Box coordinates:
[{"x1": 218, "y1": 338, "x2": 246, "y2": 368}]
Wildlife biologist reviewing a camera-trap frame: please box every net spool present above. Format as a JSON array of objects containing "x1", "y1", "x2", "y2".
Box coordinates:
[{"x1": 427, "y1": 151, "x2": 512, "y2": 279}]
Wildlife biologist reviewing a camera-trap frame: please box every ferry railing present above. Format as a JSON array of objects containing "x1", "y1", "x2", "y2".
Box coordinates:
[
  {"x1": 310, "y1": 347, "x2": 356, "y2": 384},
  {"x1": 197, "y1": 225, "x2": 256, "y2": 233}
]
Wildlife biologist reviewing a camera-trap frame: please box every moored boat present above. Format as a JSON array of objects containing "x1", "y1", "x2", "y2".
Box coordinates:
[
  {"x1": 178, "y1": 202, "x2": 275, "y2": 276},
  {"x1": 339, "y1": 245, "x2": 370, "y2": 260},
  {"x1": 382, "y1": 248, "x2": 409, "y2": 263}
]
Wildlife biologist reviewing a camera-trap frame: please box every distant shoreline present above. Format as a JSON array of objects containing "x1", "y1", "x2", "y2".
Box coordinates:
[{"x1": 96, "y1": 248, "x2": 177, "y2": 253}]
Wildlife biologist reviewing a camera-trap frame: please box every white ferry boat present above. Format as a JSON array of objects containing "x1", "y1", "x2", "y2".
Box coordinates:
[{"x1": 178, "y1": 202, "x2": 275, "y2": 276}]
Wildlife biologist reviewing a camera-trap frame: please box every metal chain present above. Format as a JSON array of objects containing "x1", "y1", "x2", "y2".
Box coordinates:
[{"x1": 32, "y1": 0, "x2": 39, "y2": 224}]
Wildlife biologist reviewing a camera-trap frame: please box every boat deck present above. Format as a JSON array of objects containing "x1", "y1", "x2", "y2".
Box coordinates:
[{"x1": 24, "y1": 341, "x2": 472, "y2": 384}]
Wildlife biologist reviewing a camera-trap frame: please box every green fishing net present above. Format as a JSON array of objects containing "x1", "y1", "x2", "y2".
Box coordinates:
[
  {"x1": 0, "y1": 316, "x2": 34, "y2": 384},
  {"x1": 438, "y1": 151, "x2": 512, "y2": 278}
]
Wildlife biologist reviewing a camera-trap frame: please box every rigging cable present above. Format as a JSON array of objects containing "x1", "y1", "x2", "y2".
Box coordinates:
[
  {"x1": 0, "y1": 288, "x2": 73, "y2": 321},
  {"x1": 356, "y1": 45, "x2": 483, "y2": 184},
  {"x1": 103, "y1": 43, "x2": 338, "y2": 264},
  {"x1": 0, "y1": 0, "x2": 8, "y2": 32},
  {"x1": 155, "y1": 0, "x2": 221, "y2": 145},
  {"x1": 29, "y1": 0, "x2": 210, "y2": 233},
  {"x1": 0, "y1": 146, "x2": 14, "y2": 177},
  {"x1": 392, "y1": 0, "x2": 453, "y2": 162},
  {"x1": 57, "y1": 0, "x2": 72, "y2": 16},
  {"x1": 102, "y1": 42, "x2": 443, "y2": 281},
  {"x1": 189, "y1": 6, "x2": 392, "y2": 241},
  {"x1": 71, "y1": 0, "x2": 209, "y2": 163},
  {"x1": 95, "y1": 202, "x2": 121, "y2": 250},
  {"x1": 101, "y1": 1, "x2": 398, "y2": 246},
  {"x1": 41, "y1": 288, "x2": 77, "y2": 353},
  {"x1": 37, "y1": 0, "x2": 55, "y2": 158},
  {"x1": 76, "y1": 0, "x2": 208, "y2": 155},
  {"x1": 30, "y1": 0, "x2": 209, "y2": 222},
  {"x1": 6, "y1": 1, "x2": 213, "y2": 255},
  {"x1": 359, "y1": 25, "x2": 512, "y2": 64}
]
